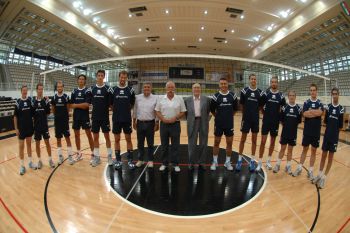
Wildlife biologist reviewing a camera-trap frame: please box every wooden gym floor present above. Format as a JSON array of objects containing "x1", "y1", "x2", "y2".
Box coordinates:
[{"x1": 0, "y1": 114, "x2": 349, "y2": 233}]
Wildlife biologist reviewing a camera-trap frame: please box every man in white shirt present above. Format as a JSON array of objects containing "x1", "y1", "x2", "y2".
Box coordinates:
[
  {"x1": 184, "y1": 83, "x2": 211, "y2": 170},
  {"x1": 133, "y1": 83, "x2": 159, "y2": 168},
  {"x1": 155, "y1": 81, "x2": 186, "y2": 172}
]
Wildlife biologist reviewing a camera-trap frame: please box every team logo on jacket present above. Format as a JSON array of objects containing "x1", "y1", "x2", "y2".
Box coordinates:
[
  {"x1": 78, "y1": 92, "x2": 81, "y2": 96},
  {"x1": 120, "y1": 90, "x2": 124, "y2": 94},
  {"x1": 24, "y1": 102, "x2": 27, "y2": 107},
  {"x1": 312, "y1": 103, "x2": 315, "y2": 108},
  {"x1": 272, "y1": 95, "x2": 276, "y2": 99},
  {"x1": 332, "y1": 109, "x2": 336, "y2": 114},
  {"x1": 97, "y1": 90, "x2": 101, "y2": 94},
  {"x1": 223, "y1": 97, "x2": 227, "y2": 102},
  {"x1": 58, "y1": 98, "x2": 62, "y2": 103},
  {"x1": 290, "y1": 108, "x2": 294, "y2": 113},
  {"x1": 38, "y1": 103, "x2": 41, "y2": 107},
  {"x1": 251, "y1": 93, "x2": 255, "y2": 97}
]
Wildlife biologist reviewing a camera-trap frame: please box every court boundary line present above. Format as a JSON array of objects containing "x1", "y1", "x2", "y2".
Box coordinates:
[
  {"x1": 0, "y1": 197, "x2": 29, "y2": 233},
  {"x1": 103, "y1": 150, "x2": 268, "y2": 221},
  {"x1": 242, "y1": 156, "x2": 313, "y2": 233},
  {"x1": 336, "y1": 217, "x2": 350, "y2": 233}
]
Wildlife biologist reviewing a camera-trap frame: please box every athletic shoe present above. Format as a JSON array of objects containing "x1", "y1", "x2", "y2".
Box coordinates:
[
  {"x1": 91, "y1": 156, "x2": 101, "y2": 167},
  {"x1": 148, "y1": 161, "x2": 154, "y2": 168},
  {"x1": 37, "y1": 160, "x2": 43, "y2": 170},
  {"x1": 19, "y1": 166, "x2": 26, "y2": 175},
  {"x1": 89, "y1": 155, "x2": 94, "y2": 165},
  {"x1": 49, "y1": 159, "x2": 56, "y2": 168},
  {"x1": 285, "y1": 165, "x2": 292, "y2": 175},
  {"x1": 307, "y1": 170, "x2": 314, "y2": 180},
  {"x1": 224, "y1": 161, "x2": 233, "y2": 171},
  {"x1": 159, "y1": 165, "x2": 167, "y2": 171},
  {"x1": 68, "y1": 155, "x2": 75, "y2": 165},
  {"x1": 58, "y1": 155, "x2": 64, "y2": 165},
  {"x1": 292, "y1": 166, "x2": 302, "y2": 177},
  {"x1": 210, "y1": 161, "x2": 218, "y2": 171},
  {"x1": 114, "y1": 161, "x2": 122, "y2": 170},
  {"x1": 312, "y1": 175, "x2": 321, "y2": 184},
  {"x1": 75, "y1": 153, "x2": 83, "y2": 162},
  {"x1": 174, "y1": 166, "x2": 181, "y2": 172},
  {"x1": 273, "y1": 164, "x2": 280, "y2": 173},
  {"x1": 249, "y1": 160, "x2": 256, "y2": 172},
  {"x1": 107, "y1": 154, "x2": 113, "y2": 166},
  {"x1": 29, "y1": 161, "x2": 37, "y2": 170},
  {"x1": 266, "y1": 160, "x2": 272, "y2": 170},
  {"x1": 317, "y1": 177, "x2": 325, "y2": 189},
  {"x1": 255, "y1": 161, "x2": 262, "y2": 172},
  {"x1": 136, "y1": 160, "x2": 144, "y2": 168},
  {"x1": 128, "y1": 161, "x2": 135, "y2": 170},
  {"x1": 235, "y1": 160, "x2": 242, "y2": 172}
]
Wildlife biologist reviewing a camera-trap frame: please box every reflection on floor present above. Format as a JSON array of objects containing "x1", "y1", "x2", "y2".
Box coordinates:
[{"x1": 106, "y1": 145, "x2": 265, "y2": 216}]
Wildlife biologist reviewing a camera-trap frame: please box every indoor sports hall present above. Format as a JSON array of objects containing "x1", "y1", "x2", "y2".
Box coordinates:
[{"x1": 0, "y1": 0, "x2": 349, "y2": 232}]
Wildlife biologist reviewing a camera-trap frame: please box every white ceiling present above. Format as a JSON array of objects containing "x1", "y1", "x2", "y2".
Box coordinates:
[{"x1": 0, "y1": 0, "x2": 343, "y2": 62}]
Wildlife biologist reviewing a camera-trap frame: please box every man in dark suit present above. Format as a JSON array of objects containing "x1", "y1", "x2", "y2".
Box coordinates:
[{"x1": 185, "y1": 83, "x2": 211, "y2": 170}]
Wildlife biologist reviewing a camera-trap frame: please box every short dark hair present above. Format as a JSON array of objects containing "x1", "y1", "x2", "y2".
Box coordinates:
[
  {"x1": 219, "y1": 77, "x2": 227, "y2": 82},
  {"x1": 143, "y1": 82, "x2": 152, "y2": 87},
  {"x1": 96, "y1": 70, "x2": 105, "y2": 76},
  {"x1": 249, "y1": 74, "x2": 256, "y2": 79},
  {"x1": 119, "y1": 70, "x2": 128, "y2": 77},
  {"x1": 77, "y1": 74, "x2": 87, "y2": 80},
  {"x1": 288, "y1": 90, "x2": 296, "y2": 96},
  {"x1": 56, "y1": 81, "x2": 64, "y2": 87},
  {"x1": 271, "y1": 75, "x2": 278, "y2": 81},
  {"x1": 310, "y1": 83, "x2": 317, "y2": 90},
  {"x1": 36, "y1": 83, "x2": 43, "y2": 90},
  {"x1": 331, "y1": 87, "x2": 339, "y2": 94},
  {"x1": 20, "y1": 85, "x2": 28, "y2": 92}
]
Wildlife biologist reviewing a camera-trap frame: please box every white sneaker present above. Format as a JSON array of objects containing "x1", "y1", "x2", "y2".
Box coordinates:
[
  {"x1": 75, "y1": 153, "x2": 83, "y2": 162},
  {"x1": 58, "y1": 155, "x2": 64, "y2": 165},
  {"x1": 29, "y1": 161, "x2": 37, "y2": 170},
  {"x1": 307, "y1": 170, "x2": 314, "y2": 180},
  {"x1": 107, "y1": 155, "x2": 113, "y2": 166},
  {"x1": 37, "y1": 160, "x2": 43, "y2": 169},
  {"x1": 292, "y1": 166, "x2": 302, "y2": 177},
  {"x1": 174, "y1": 166, "x2": 181, "y2": 172},
  {"x1": 136, "y1": 160, "x2": 144, "y2": 168},
  {"x1": 159, "y1": 165, "x2": 167, "y2": 171},
  {"x1": 148, "y1": 161, "x2": 154, "y2": 168},
  {"x1": 49, "y1": 159, "x2": 56, "y2": 168},
  {"x1": 273, "y1": 164, "x2": 280, "y2": 173},
  {"x1": 91, "y1": 156, "x2": 101, "y2": 167},
  {"x1": 19, "y1": 166, "x2": 26, "y2": 175},
  {"x1": 285, "y1": 165, "x2": 292, "y2": 175},
  {"x1": 68, "y1": 155, "x2": 75, "y2": 165},
  {"x1": 210, "y1": 161, "x2": 218, "y2": 171},
  {"x1": 266, "y1": 160, "x2": 272, "y2": 170},
  {"x1": 317, "y1": 177, "x2": 326, "y2": 189},
  {"x1": 90, "y1": 155, "x2": 94, "y2": 165},
  {"x1": 312, "y1": 175, "x2": 321, "y2": 184},
  {"x1": 255, "y1": 161, "x2": 262, "y2": 172},
  {"x1": 224, "y1": 161, "x2": 233, "y2": 171}
]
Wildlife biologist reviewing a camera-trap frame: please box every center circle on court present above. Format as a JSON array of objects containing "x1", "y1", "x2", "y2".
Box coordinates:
[{"x1": 105, "y1": 144, "x2": 266, "y2": 217}]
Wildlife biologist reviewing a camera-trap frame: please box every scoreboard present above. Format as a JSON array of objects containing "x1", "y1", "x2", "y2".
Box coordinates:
[{"x1": 168, "y1": 67, "x2": 204, "y2": 79}]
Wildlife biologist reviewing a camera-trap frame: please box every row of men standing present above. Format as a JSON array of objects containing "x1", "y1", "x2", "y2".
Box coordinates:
[{"x1": 14, "y1": 70, "x2": 344, "y2": 189}]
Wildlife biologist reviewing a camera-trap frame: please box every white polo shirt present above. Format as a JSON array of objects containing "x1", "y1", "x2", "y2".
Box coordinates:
[
  {"x1": 133, "y1": 93, "x2": 158, "y2": 121},
  {"x1": 155, "y1": 94, "x2": 186, "y2": 119}
]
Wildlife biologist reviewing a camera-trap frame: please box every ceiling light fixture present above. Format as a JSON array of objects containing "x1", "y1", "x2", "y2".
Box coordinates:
[
  {"x1": 128, "y1": 14, "x2": 132, "y2": 18},
  {"x1": 172, "y1": 37, "x2": 175, "y2": 41},
  {"x1": 201, "y1": 26, "x2": 205, "y2": 30},
  {"x1": 146, "y1": 39, "x2": 149, "y2": 42},
  {"x1": 83, "y1": 9, "x2": 92, "y2": 16},
  {"x1": 101, "y1": 23, "x2": 107, "y2": 29},
  {"x1": 165, "y1": 9, "x2": 169, "y2": 14},
  {"x1": 224, "y1": 40, "x2": 228, "y2": 44},
  {"x1": 199, "y1": 38, "x2": 202, "y2": 42},
  {"x1": 169, "y1": 26, "x2": 173, "y2": 30},
  {"x1": 279, "y1": 9, "x2": 291, "y2": 18},
  {"x1": 138, "y1": 28, "x2": 142, "y2": 32},
  {"x1": 204, "y1": 10, "x2": 208, "y2": 15},
  {"x1": 72, "y1": 1, "x2": 81, "y2": 8},
  {"x1": 267, "y1": 24, "x2": 275, "y2": 31},
  {"x1": 231, "y1": 29, "x2": 235, "y2": 33},
  {"x1": 240, "y1": 15, "x2": 244, "y2": 19}
]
